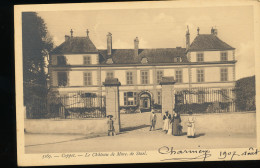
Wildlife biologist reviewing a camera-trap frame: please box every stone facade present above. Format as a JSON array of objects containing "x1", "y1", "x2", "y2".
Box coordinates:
[{"x1": 49, "y1": 28, "x2": 237, "y2": 112}]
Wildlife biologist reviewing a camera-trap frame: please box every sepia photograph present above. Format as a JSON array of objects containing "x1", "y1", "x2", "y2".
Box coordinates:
[{"x1": 14, "y1": 0, "x2": 260, "y2": 166}]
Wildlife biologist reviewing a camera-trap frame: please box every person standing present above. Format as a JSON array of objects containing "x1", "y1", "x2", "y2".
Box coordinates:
[
  {"x1": 163, "y1": 111, "x2": 171, "y2": 134},
  {"x1": 107, "y1": 115, "x2": 115, "y2": 136},
  {"x1": 149, "y1": 110, "x2": 157, "y2": 131},
  {"x1": 187, "y1": 111, "x2": 195, "y2": 138},
  {"x1": 172, "y1": 112, "x2": 182, "y2": 136}
]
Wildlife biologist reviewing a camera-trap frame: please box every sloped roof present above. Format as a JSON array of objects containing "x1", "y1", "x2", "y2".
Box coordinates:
[
  {"x1": 99, "y1": 48, "x2": 187, "y2": 64},
  {"x1": 189, "y1": 34, "x2": 235, "y2": 51},
  {"x1": 51, "y1": 36, "x2": 98, "y2": 54}
]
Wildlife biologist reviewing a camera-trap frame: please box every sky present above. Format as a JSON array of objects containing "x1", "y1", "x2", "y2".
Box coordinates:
[{"x1": 37, "y1": 5, "x2": 255, "y2": 80}]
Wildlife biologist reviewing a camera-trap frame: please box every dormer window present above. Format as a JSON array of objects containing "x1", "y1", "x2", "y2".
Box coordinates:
[
  {"x1": 83, "y1": 56, "x2": 91, "y2": 65},
  {"x1": 220, "y1": 52, "x2": 228, "y2": 61},
  {"x1": 141, "y1": 57, "x2": 148, "y2": 64},
  {"x1": 57, "y1": 56, "x2": 66, "y2": 65},
  {"x1": 106, "y1": 58, "x2": 113, "y2": 64},
  {"x1": 177, "y1": 57, "x2": 181, "y2": 62},
  {"x1": 196, "y1": 53, "x2": 204, "y2": 62}
]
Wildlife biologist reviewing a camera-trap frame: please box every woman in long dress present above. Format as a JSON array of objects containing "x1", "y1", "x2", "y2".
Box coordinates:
[
  {"x1": 172, "y1": 112, "x2": 182, "y2": 136},
  {"x1": 163, "y1": 111, "x2": 171, "y2": 134},
  {"x1": 167, "y1": 114, "x2": 173, "y2": 135},
  {"x1": 187, "y1": 111, "x2": 195, "y2": 138}
]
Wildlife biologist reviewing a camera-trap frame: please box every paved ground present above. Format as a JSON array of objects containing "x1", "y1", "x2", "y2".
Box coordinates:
[{"x1": 25, "y1": 112, "x2": 256, "y2": 153}]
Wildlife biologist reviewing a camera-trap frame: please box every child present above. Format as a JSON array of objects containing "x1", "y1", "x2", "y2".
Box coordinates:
[
  {"x1": 107, "y1": 115, "x2": 115, "y2": 136},
  {"x1": 187, "y1": 111, "x2": 195, "y2": 138}
]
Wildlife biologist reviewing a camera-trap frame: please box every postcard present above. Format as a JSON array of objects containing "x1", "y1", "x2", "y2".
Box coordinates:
[{"x1": 14, "y1": 0, "x2": 260, "y2": 166}]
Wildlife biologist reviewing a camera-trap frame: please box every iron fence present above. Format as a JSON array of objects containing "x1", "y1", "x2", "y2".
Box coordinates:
[
  {"x1": 26, "y1": 91, "x2": 106, "y2": 119},
  {"x1": 175, "y1": 87, "x2": 237, "y2": 114}
]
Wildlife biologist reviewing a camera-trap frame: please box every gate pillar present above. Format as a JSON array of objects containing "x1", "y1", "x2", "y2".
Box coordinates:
[
  {"x1": 160, "y1": 76, "x2": 176, "y2": 117},
  {"x1": 103, "y1": 78, "x2": 121, "y2": 133}
]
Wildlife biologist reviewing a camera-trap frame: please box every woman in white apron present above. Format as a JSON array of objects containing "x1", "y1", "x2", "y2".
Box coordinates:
[
  {"x1": 163, "y1": 111, "x2": 171, "y2": 134},
  {"x1": 187, "y1": 111, "x2": 195, "y2": 138}
]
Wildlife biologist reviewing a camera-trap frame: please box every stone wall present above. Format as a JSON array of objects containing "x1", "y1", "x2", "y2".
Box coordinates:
[{"x1": 25, "y1": 119, "x2": 107, "y2": 135}]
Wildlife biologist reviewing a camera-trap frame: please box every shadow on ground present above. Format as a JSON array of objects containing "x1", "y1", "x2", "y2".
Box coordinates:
[
  {"x1": 195, "y1": 133, "x2": 206, "y2": 138},
  {"x1": 164, "y1": 132, "x2": 206, "y2": 138},
  {"x1": 120, "y1": 124, "x2": 150, "y2": 133}
]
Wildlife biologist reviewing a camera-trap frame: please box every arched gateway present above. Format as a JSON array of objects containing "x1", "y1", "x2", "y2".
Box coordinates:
[{"x1": 139, "y1": 91, "x2": 152, "y2": 112}]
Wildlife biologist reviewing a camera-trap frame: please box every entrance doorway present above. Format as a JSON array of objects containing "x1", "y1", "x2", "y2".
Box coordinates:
[{"x1": 139, "y1": 92, "x2": 151, "y2": 112}]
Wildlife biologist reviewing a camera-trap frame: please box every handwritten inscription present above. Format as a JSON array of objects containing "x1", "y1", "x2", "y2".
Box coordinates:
[
  {"x1": 218, "y1": 147, "x2": 259, "y2": 160},
  {"x1": 40, "y1": 148, "x2": 259, "y2": 161},
  {"x1": 158, "y1": 146, "x2": 259, "y2": 161},
  {"x1": 158, "y1": 146, "x2": 211, "y2": 161}
]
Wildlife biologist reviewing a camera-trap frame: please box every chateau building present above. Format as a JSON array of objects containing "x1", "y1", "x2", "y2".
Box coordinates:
[{"x1": 49, "y1": 27, "x2": 236, "y2": 111}]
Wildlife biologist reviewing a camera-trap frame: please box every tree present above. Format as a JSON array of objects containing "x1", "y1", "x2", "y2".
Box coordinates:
[
  {"x1": 234, "y1": 75, "x2": 256, "y2": 111},
  {"x1": 22, "y1": 12, "x2": 53, "y2": 116}
]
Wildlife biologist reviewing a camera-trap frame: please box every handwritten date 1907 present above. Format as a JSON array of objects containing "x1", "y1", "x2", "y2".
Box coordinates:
[{"x1": 219, "y1": 147, "x2": 259, "y2": 160}]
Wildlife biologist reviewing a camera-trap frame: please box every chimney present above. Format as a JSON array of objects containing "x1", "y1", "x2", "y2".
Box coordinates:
[
  {"x1": 186, "y1": 26, "x2": 190, "y2": 51},
  {"x1": 86, "y1": 29, "x2": 89, "y2": 37},
  {"x1": 211, "y1": 27, "x2": 214, "y2": 34},
  {"x1": 211, "y1": 27, "x2": 218, "y2": 36},
  {"x1": 197, "y1": 27, "x2": 200, "y2": 35},
  {"x1": 107, "y1": 32, "x2": 112, "y2": 56},
  {"x1": 65, "y1": 35, "x2": 70, "y2": 41},
  {"x1": 70, "y1": 29, "x2": 73, "y2": 38},
  {"x1": 214, "y1": 28, "x2": 218, "y2": 36},
  {"x1": 134, "y1": 37, "x2": 139, "y2": 57}
]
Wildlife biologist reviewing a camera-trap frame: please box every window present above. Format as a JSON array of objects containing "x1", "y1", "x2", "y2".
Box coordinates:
[
  {"x1": 197, "y1": 69, "x2": 204, "y2": 82},
  {"x1": 126, "y1": 71, "x2": 133, "y2": 85},
  {"x1": 83, "y1": 56, "x2": 91, "y2": 65},
  {"x1": 106, "y1": 72, "x2": 114, "y2": 79},
  {"x1": 220, "y1": 68, "x2": 228, "y2": 81},
  {"x1": 220, "y1": 52, "x2": 228, "y2": 61},
  {"x1": 57, "y1": 72, "x2": 67, "y2": 86},
  {"x1": 175, "y1": 69, "x2": 183, "y2": 83},
  {"x1": 141, "y1": 70, "x2": 149, "y2": 84},
  {"x1": 156, "y1": 70, "x2": 163, "y2": 84},
  {"x1": 124, "y1": 92, "x2": 137, "y2": 106},
  {"x1": 84, "y1": 72, "x2": 92, "y2": 86},
  {"x1": 196, "y1": 53, "x2": 204, "y2": 62},
  {"x1": 157, "y1": 91, "x2": 161, "y2": 105},
  {"x1": 106, "y1": 58, "x2": 113, "y2": 64},
  {"x1": 141, "y1": 57, "x2": 148, "y2": 64},
  {"x1": 198, "y1": 94, "x2": 205, "y2": 104},
  {"x1": 177, "y1": 57, "x2": 181, "y2": 62},
  {"x1": 57, "y1": 56, "x2": 66, "y2": 65}
]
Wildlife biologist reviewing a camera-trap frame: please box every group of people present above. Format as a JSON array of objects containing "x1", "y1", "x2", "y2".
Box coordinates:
[
  {"x1": 107, "y1": 109, "x2": 195, "y2": 138},
  {"x1": 150, "y1": 110, "x2": 195, "y2": 138}
]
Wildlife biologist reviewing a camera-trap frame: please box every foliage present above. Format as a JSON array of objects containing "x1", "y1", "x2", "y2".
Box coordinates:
[
  {"x1": 120, "y1": 106, "x2": 139, "y2": 113},
  {"x1": 234, "y1": 76, "x2": 256, "y2": 111},
  {"x1": 22, "y1": 12, "x2": 53, "y2": 114}
]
